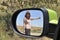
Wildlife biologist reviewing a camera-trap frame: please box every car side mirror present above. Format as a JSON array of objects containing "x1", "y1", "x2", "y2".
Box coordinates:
[
  {"x1": 11, "y1": 8, "x2": 49, "y2": 38},
  {"x1": 11, "y1": 8, "x2": 58, "y2": 38}
]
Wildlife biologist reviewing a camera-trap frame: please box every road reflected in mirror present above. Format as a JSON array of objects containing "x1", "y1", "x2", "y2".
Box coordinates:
[{"x1": 16, "y1": 10, "x2": 43, "y2": 36}]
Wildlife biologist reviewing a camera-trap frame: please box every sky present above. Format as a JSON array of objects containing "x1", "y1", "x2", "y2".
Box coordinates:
[{"x1": 16, "y1": 10, "x2": 43, "y2": 27}]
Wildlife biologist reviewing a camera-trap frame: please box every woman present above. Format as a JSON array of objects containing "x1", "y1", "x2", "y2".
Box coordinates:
[{"x1": 23, "y1": 11, "x2": 40, "y2": 35}]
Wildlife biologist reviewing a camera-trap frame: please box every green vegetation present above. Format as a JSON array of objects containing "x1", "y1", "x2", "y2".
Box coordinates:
[{"x1": 0, "y1": 0, "x2": 60, "y2": 40}]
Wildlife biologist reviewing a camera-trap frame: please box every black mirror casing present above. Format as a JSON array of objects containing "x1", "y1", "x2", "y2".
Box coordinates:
[
  {"x1": 11, "y1": 8, "x2": 49, "y2": 38},
  {"x1": 54, "y1": 18, "x2": 60, "y2": 40}
]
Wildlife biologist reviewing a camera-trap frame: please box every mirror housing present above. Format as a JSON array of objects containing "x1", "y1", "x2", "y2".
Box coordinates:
[
  {"x1": 11, "y1": 8, "x2": 49, "y2": 38},
  {"x1": 11, "y1": 8, "x2": 58, "y2": 38},
  {"x1": 46, "y1": 9, "x2": 58, "y2": 38}
]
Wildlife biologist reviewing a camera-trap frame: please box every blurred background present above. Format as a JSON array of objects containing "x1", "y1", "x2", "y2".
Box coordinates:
[{"x1": 0, "y1": 0, "x2": 60, "y2": 40}]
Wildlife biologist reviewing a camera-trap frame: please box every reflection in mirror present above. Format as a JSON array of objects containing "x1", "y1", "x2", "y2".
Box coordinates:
[{"x1": 16, "y1": 10, "x2": 43, "y2": 36}]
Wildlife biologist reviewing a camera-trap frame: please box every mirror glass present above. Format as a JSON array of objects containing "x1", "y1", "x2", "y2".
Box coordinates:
[{"x1": 16, "y1": 10, "x2": 43, "y2": 36}]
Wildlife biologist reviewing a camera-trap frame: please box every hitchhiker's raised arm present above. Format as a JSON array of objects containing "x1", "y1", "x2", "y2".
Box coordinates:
[{"x1": 30, "y1": 17, "x2": 40, "y2": 20}]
